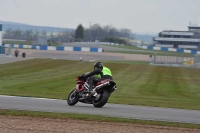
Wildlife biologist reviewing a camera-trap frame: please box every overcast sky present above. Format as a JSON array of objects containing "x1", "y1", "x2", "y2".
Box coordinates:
[{"x1": 0, "y1": 0, "x2": 200, "y2": 34}]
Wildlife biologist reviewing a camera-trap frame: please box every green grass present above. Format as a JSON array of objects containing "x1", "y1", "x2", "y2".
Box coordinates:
[
  {"x1": 3, "y1": 41, "x2": 32, "y2": 45},
  {"x1": 0, "y1": 109, "x2": 199, "y2": 129},
  {"x1": 0, "y1": 59, "x2": 200, "y2": 110}
]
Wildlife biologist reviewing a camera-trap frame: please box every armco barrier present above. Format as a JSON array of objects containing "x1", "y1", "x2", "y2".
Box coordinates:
[
  {"x1": 0, "y1": 44, "x2": 104, "y2": 52},
  {"x1": 137, "y1": 45, "x2": 200, "y2": 55},
  {"x1": 0, "y1": 46, "x2": 5, "y2": 54},
  {"x1": 74, "y1": 42, "x2": 124, "y2": 46}
]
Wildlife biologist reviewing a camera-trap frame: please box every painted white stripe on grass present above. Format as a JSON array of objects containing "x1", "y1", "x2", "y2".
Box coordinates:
[{"x1": 0, "y1": 95, "x2": 60, "y2": 101}]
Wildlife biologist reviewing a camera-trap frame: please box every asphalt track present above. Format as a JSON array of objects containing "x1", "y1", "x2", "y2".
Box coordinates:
[
  {"x1": 63, "y1": 43, "x2": 155, "y2": 52},
  {"x1": 30, "y1": 52, "x2": 124, "y2": 61},
  {"x1": 0, "y1": 95, "x2": 200, "y2": 124}
]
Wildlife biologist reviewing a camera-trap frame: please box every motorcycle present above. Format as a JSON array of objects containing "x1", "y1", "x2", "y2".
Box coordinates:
[
  {"x1": 67, "y1": 74, "x2": 117, "y2": 108},
  {"x1": 15, "y1": 53, "x2": 18, "y2": 57},
  {"x1": 22, "y1": 52, "x2": 26, "y2": 58}
]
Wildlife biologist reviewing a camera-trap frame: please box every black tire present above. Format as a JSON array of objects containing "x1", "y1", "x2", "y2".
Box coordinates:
[
  {"x1": 92, "y1": 90, "x2": 109, "y2": 108},
  {"x1": 67, "y1": 89, "x2": 79, "y2": 106}
]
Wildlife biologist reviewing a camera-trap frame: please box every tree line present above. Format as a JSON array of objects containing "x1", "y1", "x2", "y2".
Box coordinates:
[
  {"x1": 3, "y1": 23, "x2": 134, "y2": 45},
  {"x1": 75, "y1": 24, "x2": 134, "y2": 45},
  {"x1": 3, "y1": 28, "x2": 75, "y2": 43}
]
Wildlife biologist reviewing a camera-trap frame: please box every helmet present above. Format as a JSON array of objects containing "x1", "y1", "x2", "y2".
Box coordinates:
[{"x1": 94, "y1": 62, "x2": 103, "y2": 69}]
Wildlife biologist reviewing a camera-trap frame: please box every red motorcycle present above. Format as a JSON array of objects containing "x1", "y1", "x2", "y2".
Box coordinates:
[{"x1": 67, "y1": 75, "x2": 117, "y2": 108}]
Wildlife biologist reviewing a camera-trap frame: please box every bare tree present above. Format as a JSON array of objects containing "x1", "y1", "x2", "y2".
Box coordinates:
[
  {"x1": 90, "y1": 24, "x2": 104, "y2": 41},
  {"x1": 4, "y1": 28, "x2": 12, "y2": 38},
  {"x1": 23, "y1": 29, "x2": 33, "y2": 40},
  {"x1": 83, "y1": 24, "x2": 133, "y2": 43},
  {"x1": 33, "y1": 30, "x2": 40, "y2": 39},
  {"x1": 41, "y1": 30, "x2": 47, "y2": 38},
  {"x1": 119, "y1": 28, "x2": 132, "y2": 38},
  {"x1": 12, "y1": 29, "x2": 22, "y2": 39}
]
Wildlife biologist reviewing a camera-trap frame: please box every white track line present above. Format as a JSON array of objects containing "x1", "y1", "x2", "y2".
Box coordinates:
[{"x1": 0, "y1": 95, "x2": 61, "y2": 101}]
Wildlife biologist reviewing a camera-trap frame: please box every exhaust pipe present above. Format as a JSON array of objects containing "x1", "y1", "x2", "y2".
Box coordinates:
[
  {"x1": 113, "y1": 85, "x2": 117, "y2": 90},
  {"x1": 91, "y1": 81, "x2": 110, "y2": 93}
]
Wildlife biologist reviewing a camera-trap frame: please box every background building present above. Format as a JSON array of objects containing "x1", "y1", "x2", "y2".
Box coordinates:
[{"x1": 154, "y1": 25, "x2": 200, "y2": 50}]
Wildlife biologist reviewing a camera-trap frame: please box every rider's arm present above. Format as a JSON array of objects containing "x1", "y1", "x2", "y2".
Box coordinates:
[{"x1": 83, "y1": 68, "x2": 102, "y2": 78}]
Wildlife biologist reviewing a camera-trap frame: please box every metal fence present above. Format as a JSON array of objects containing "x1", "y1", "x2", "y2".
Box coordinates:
[
  {"x1": 154, "y1": 56, "x2": 185, "y2": 64},
  {"x1": 152, "y1": 55, "x2": 198, "y2": 65},
  {"x1": 194, "y1": 55, "x2": 200, "y2": 64}
]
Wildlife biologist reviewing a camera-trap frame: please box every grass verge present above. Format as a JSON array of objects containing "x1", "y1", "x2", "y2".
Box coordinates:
[
  {"x1": 0, "y1": 59, "x2": 199, "y2": 110},
  {"x1": 0, "y1": 109, "x2": 199, "y2": 129}
]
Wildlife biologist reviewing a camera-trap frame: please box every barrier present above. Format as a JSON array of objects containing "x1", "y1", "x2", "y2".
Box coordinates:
[
  {"x1": 0, "y1": 46, "x2": 5, "y2": 54},
  {"x1": 137, "y1": 45, "x2": 200, "y2": 55},
  {"x1": 0, "y1": 44, "x2": 104, "y2": 52},
  {"x1": 0, "y1": 24, "x2": 2, "y2": 49},
  {"x1": 74, "y1": 42, "x2": 124, "y2": 46}
]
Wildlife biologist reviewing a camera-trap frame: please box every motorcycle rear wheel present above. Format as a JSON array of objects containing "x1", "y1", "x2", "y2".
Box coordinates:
[
  {"x1": 67, "y1": 89, "x2": 79, "y2": 106},
  {"x1": 92, "y1": 90, "x2": 109, "y2": 108}
]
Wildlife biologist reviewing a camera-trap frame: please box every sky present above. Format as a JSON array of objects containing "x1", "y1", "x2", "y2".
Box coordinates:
[{"x1": 0, "y1": 0, "x2": 200, "y2": 34}]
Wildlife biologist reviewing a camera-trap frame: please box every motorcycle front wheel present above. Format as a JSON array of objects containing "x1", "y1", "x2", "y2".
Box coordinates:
[{"x1": 67, "y1": 89, "x2": 79, "y2": 106}]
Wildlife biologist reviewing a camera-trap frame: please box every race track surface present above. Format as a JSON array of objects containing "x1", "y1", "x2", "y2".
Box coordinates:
[
  {"x1": 0, "y1": 95, "x2": 200, "y2": 124},
  {"x1": 2, "y1": 48, "x2": 151, "y2": 62}
]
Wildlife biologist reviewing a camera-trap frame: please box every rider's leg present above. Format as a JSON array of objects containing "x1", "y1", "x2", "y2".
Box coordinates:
[
  {"x1": 88, "y1": 77, "x2": 106, "y2": 99},
  {"x1": 88, "y1": 77, "x2": 95, "y2": 92},
  {"x1": 88, "y1": 77, "x2": 103, "y2": 91}
]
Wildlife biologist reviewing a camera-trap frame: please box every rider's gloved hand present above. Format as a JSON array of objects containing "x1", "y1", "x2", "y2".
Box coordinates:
[{"x1": 78, "y1": 74, "x2": 86, "y2": 80}]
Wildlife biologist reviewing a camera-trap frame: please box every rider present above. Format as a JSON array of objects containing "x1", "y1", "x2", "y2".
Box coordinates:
[
  {"x1": 79, "y1": 62, "x2": 113, "y2": 98},
  {"x1": 14, "y1": 49, "x2": 19, "y2": 57}
]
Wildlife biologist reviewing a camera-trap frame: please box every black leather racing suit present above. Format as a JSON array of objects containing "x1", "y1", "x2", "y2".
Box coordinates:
[{"x1": 83, "y1": 68, "x2": 112, "y2": 91}]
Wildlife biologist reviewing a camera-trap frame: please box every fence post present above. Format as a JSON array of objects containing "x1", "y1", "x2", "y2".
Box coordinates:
[
  {"x1": 0, "y1": 24, "x2": 2, "y2": 47},
  {"x1": 8, "y1": 47, "x2": 12, "y2": 56},
  {"x1": 154, "y1": 53, "x2": 156, "y2": 64}
]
